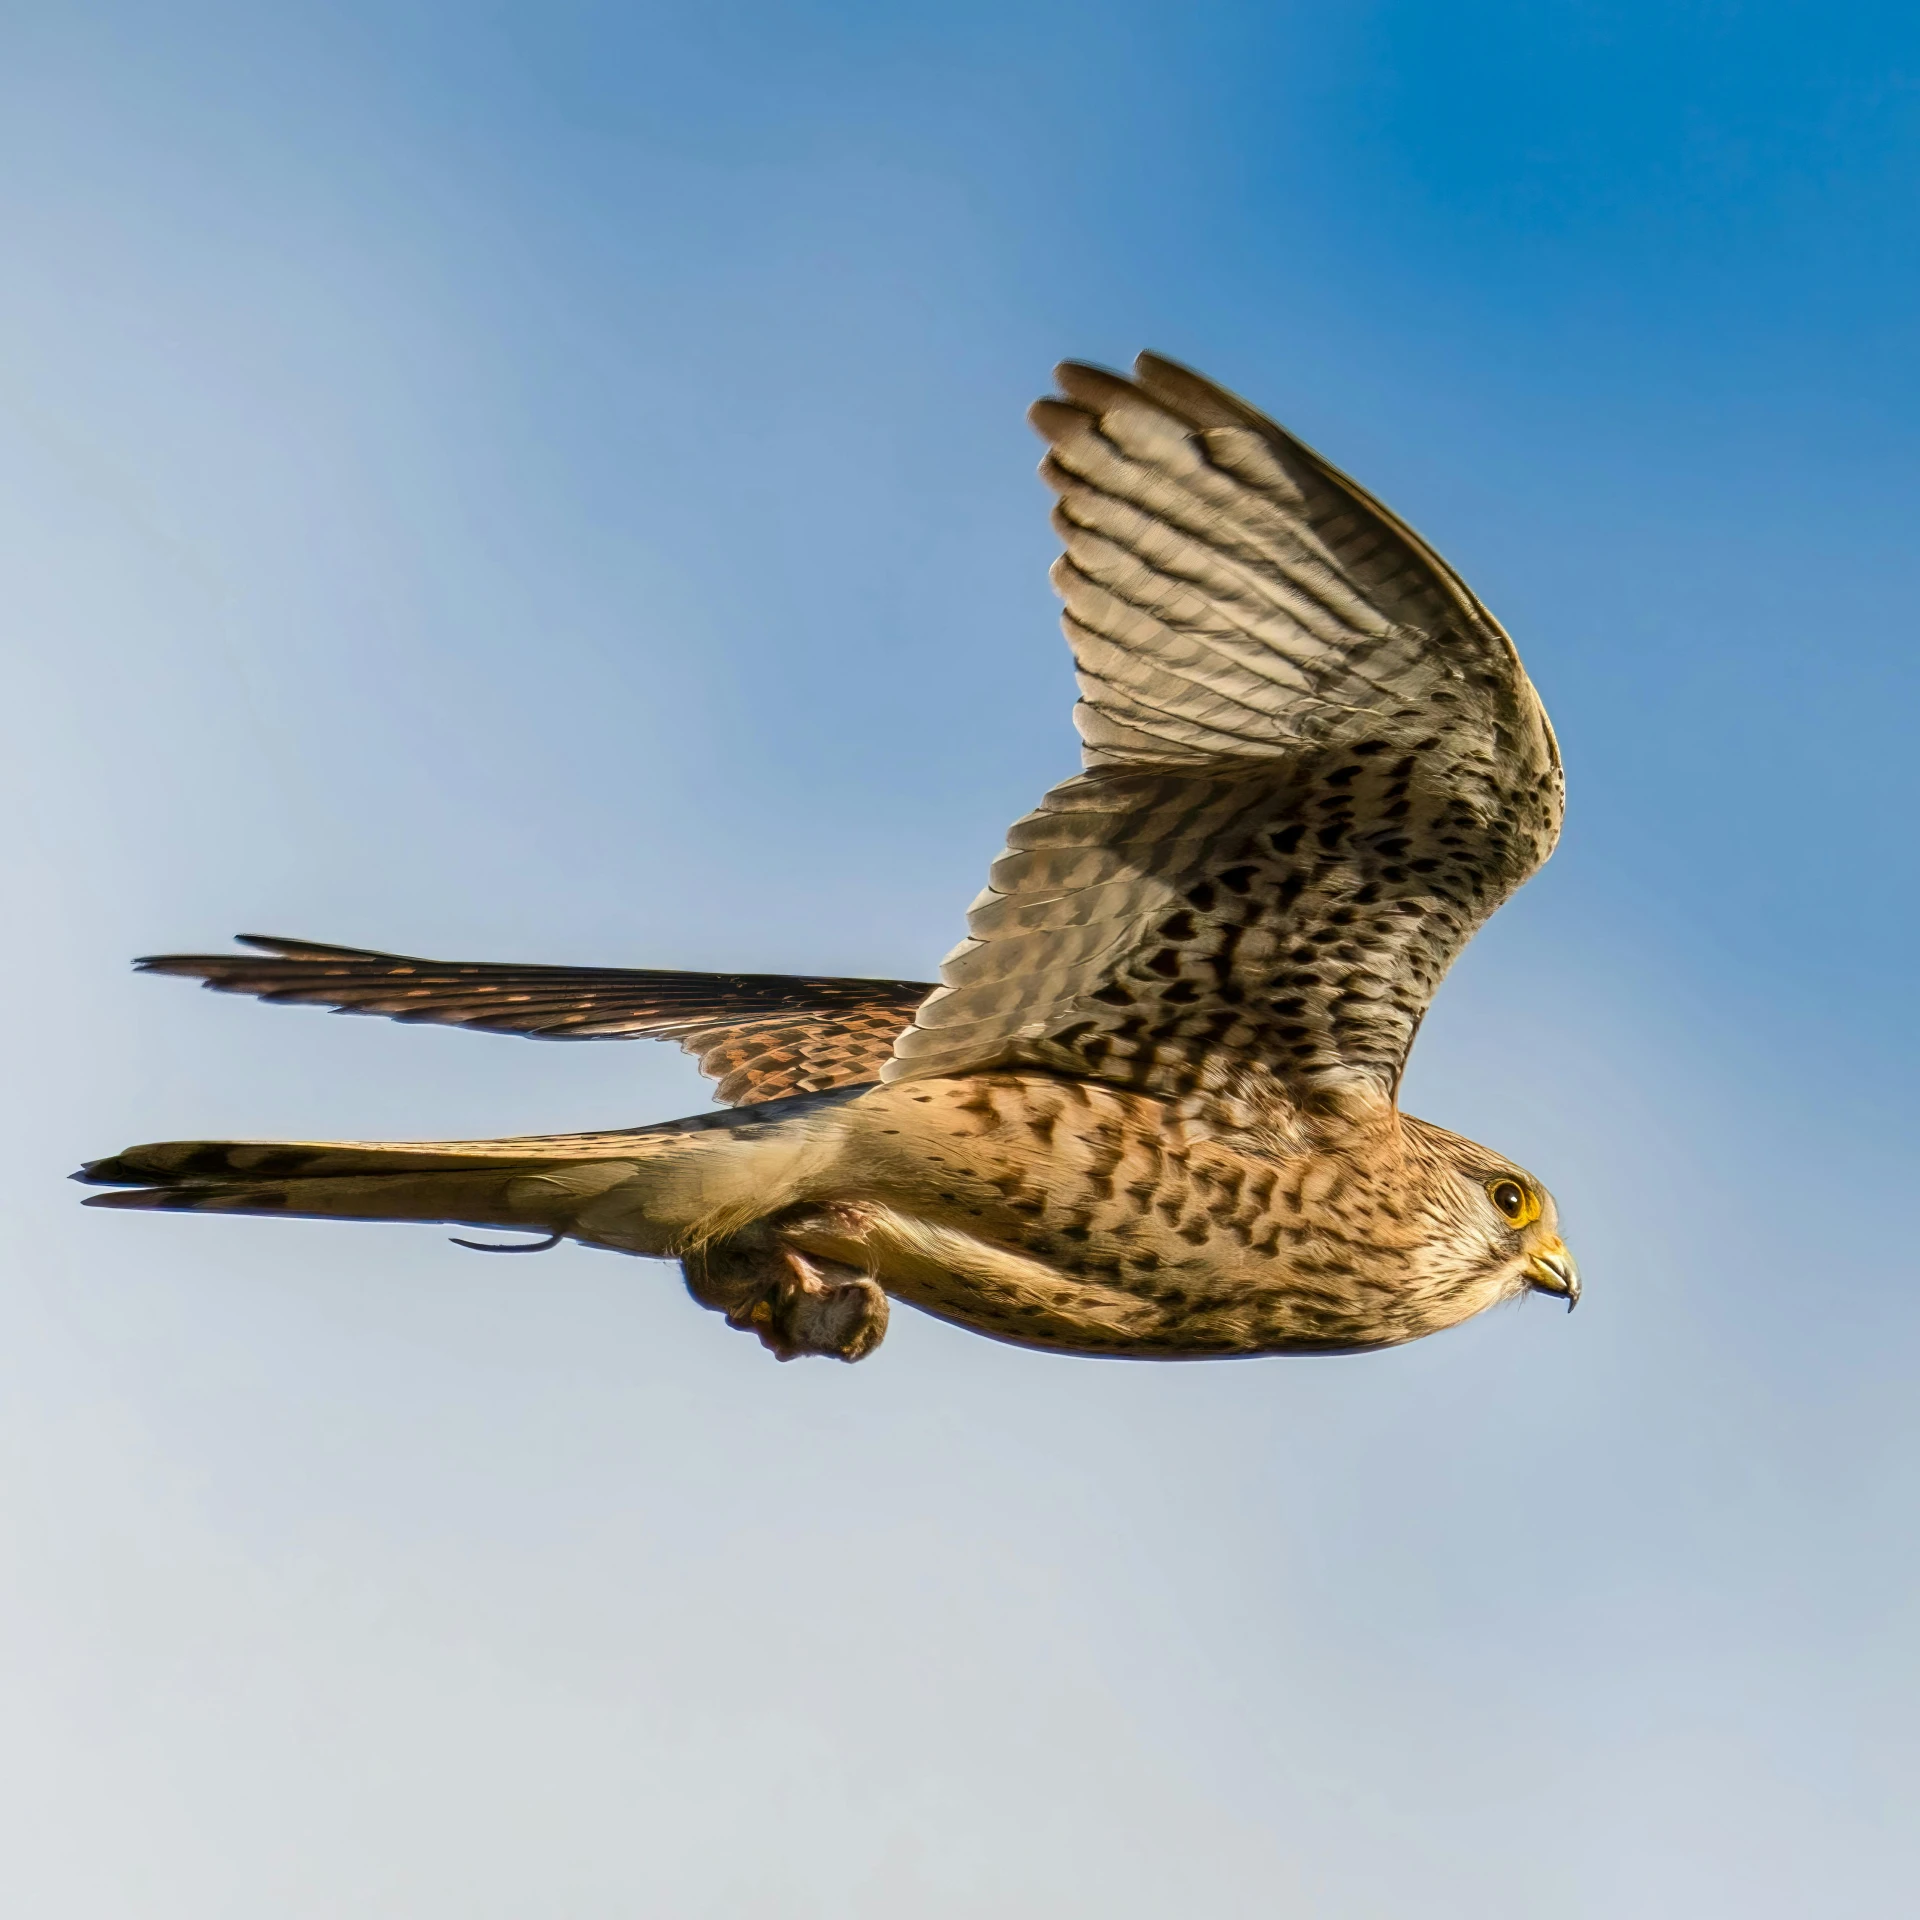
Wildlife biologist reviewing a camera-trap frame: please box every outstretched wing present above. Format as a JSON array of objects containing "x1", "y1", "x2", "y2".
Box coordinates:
[
  {"x1": 143, "y1": 936, "x2": 933, "y2": 1106},
  {"x1": 887, "y1": 353, "x2": 1563, "y2": 1114}
]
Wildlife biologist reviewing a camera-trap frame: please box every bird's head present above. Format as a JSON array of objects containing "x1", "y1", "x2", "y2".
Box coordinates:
[
  {"x1": 1466, "y1": 1160, "x2": 1579, "y2": 1311},
  {"x1": 1391, "y1": 1117, "x2": 1580, "y2": 1327}
]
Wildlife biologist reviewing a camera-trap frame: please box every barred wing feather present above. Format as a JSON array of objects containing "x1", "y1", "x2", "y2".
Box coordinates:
[
  {"x1": 142, "y1": 936, "x2": 932, "y2": 1106},
  {"x1": 887, "y1": 353, "x2": 1563, "y2": 1111}
]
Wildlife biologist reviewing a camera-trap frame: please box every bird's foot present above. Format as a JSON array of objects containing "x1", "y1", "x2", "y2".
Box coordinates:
[
  {"x1": 739, "y1": 1246, "x2": 889, "y2": 1362},
  {"x1": 682, "y1": 1215, "x2": 888, "y2": 1362}
]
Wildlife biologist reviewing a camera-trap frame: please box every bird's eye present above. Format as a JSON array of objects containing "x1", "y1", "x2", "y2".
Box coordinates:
[{"x1": 1487, "y1": 1178, "x2": 1539, "y2": 1226}]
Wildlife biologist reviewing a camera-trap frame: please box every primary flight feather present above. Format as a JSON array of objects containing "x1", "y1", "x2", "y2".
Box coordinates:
[{"x1": 80, "y1": 354, "x2": 1579, "y2": 1361}]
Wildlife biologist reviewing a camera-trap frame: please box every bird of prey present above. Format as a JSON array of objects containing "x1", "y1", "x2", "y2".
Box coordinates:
[{"x1": 79, "y1": 353, "x2": 1579, "y2": 1363}]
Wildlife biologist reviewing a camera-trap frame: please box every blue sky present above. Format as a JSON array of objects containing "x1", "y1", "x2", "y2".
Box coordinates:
[{"x1": 3, "y1": 3, "x2": 1917, "y2": 1913}]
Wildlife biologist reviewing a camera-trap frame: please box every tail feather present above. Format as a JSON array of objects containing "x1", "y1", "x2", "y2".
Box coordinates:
[
  {"x1": 78, "y1": 1129, "x2": 657, "y2": 1188},
  {"x1": 81, "y1": 1167, "x2": 546, "y2": 1230},
  {"x1": 74, "y1": 1132, "x2": 659, "y2": 1235},
  {"x1": 73, "y1": 1095, "x2": 839, "y2": 1255}
]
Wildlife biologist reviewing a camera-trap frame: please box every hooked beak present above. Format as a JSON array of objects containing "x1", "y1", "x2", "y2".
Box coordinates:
[{"x1": 1525, "y1": 1238, "x2": 1581, "y2": 1313}]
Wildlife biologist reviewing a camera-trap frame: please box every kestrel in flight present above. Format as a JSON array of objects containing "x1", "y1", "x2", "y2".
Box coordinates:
[{"x1": 80, "y1": 354, "x2": 1579, "y2": 1362}]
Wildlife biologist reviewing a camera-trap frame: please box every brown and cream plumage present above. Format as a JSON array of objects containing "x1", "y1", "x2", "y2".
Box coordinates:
[{"x1": 80, "y1": 354, "x2": 1580, "y2": 1362}]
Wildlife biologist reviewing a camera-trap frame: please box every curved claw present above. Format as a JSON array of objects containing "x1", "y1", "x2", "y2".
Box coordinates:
[{"x1": 449, "y1": 1229, "x2": 564, "y2": 1254}]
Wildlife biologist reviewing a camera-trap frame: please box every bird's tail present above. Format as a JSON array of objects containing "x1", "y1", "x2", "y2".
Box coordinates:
[
  {"x1": 74, "y1": 1105, "x2": 842, "y2": 1256},
  {"x1": 78, "y1": 1132, "x2": 639, "y2": 1237}
]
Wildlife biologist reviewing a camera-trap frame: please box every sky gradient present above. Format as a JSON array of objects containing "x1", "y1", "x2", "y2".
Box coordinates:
[{"x1": 3, "y1": 4, "x2": 1918, "y2": 1914}]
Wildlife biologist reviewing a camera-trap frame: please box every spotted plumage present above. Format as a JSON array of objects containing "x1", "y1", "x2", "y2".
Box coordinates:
[
  {"x1": 137, "y1": 934, "x2": 931, "y2": 1105},
  {"x1": 79, "y1": 353, "x2": 1580, "y2": 1361}
]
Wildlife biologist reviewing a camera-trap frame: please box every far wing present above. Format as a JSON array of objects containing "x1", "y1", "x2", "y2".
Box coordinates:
[
  {"x1": 142, "y1": 935, "x2": 933, "y2": 1106},
  {"x1": 887, "y1": 353, "x2": 1563, "y2": 1113}
]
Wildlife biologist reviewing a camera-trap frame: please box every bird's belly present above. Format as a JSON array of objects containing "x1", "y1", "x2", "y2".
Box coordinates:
[{"x1": 787, "y1": 1072, "x2": 1401, "y2": 1356}]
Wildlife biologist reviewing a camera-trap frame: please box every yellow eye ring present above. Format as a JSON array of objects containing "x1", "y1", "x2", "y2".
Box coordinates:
[{"x1": 1487, "y1": 1178, "x2": 1540, "y2": 1228}]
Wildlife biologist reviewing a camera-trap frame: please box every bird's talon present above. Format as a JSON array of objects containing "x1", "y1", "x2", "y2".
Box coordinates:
[{"x1": 686, "y1": 1230, "x2": 889, "y2": 1362}]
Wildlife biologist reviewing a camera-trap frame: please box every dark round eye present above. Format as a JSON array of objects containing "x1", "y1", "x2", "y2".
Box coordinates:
[{"x1": 1489, "y1": 1179, "x2": 1527, "y2": 1222}]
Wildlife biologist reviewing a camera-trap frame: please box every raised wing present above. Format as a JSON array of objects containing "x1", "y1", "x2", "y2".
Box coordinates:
[
  {"x1": 886, "y1": 353, "x2": 1563, "y2": 1113},
  {"x1": 142, "y1": 936, "x2": 932, "y2": 1106}
]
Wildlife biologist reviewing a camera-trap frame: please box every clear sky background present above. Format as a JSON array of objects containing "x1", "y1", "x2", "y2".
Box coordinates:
[{"x1": 3, "y1": 3, "x2": 1917, "y2": 1914}]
